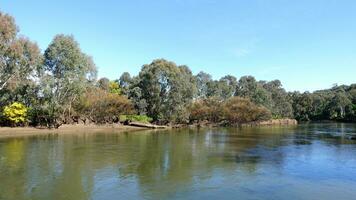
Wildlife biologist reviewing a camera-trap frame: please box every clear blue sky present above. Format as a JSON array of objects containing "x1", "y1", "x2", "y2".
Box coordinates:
[{"x1": 2, "y1": 0, "x2": 356, "y2": 91}]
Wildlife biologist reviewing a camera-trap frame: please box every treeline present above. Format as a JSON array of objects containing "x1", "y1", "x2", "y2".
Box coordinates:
[{"x1": 0, "y1": 11, "x2": 355, "y2": 127}]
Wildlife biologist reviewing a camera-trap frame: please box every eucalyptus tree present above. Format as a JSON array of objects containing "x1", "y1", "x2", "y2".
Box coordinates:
[
  {"x1": 0, "y1": 11, "x2": 43, "y2": 121},
  {"x1": 327, "y1": 91, "x2": 352, "y2": 120},
  {"x1": 97, "y1": 77, "x2": 110, "y2": 91},
  {"x1": 119, "y1": 72, "x2": 132, "y2": 95},
  {"x1": 262, "y1": 80, "x2": 293, "y2": 118},
  {"x1": 133, "y1": 59, "x2": 196, "y2": 123},
  {"x1": 41, "y1": 34, "x2": 97, "y2": 125},
  {"x1": 219, "y1": 75, "x2": 237, "y2": 99},
  {"x1": 0, "y1": 11, "x2": 43, "y2": 94},
  {"x1": 235, "y1": 76, "x2": 272, "y2": 108},
  {"x1": 195, "y1": 71, "x2": 212, "y2": 98}
]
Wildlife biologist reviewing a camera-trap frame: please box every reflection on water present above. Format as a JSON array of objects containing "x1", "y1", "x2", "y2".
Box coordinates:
[{"x1": 1, "y1": 123, "x2": 356, "y2": 200}]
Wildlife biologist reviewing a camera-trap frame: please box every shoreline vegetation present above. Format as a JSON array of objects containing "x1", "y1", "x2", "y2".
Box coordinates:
[
  {"x1": 1, "y1": 10, "x2": 356, "y2": 133},
  {"x1": 0, "y1": 118, "x2": 297, "y2": 139}
]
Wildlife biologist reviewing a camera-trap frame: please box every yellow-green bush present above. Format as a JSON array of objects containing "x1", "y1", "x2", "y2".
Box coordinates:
[{"x1": 2, "y1": 102, "x2": 28, "y2": 125}]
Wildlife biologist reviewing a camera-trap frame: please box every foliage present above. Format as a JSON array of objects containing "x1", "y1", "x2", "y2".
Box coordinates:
[
  {"x1": 43, "y1": 34, "x2": 97, "y2": 125},
  {"x1": 189, "y1": 97, "x2": 271, "y2": 124},
  {"x1": 109, "y1": 81, "x2": 121, "y2": 95},
  {"x1": 119, "y1": 72, "x2": 132, "y2": 95},
  {"x1": 119, "y1": 115, "x2": 153, "y2": 124},
  {"x1": 130, "y1": 59, "x2": 197, "y2": 123},
  {"x1": 0, "y1": 11, "x2": 43, "y2": 92},
  {"x1": 290, "y1": 85, "x2": 356, "y2": 122},
  {"x1": 189, "y1": 97, "x2": 224, "y2": 123},
  {"x1": 222, "y1": 97, "x2": 271, "y2": 124},
  {"x1": 1, "y1": 10, "x2": 355, "y2": 128},
  {"x1": 76, "y1": 88, "x2": 134, "y2": 124},
  {"x1": 2, "y1": 102, "x2": 28, "y2": 125}
]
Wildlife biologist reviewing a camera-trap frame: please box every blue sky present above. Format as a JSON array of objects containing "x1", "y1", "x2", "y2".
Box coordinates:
[{"x1": 2, "y1": 0, "x2": 356, "y2": 91}]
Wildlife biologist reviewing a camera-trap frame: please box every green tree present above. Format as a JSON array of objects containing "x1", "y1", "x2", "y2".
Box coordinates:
[
  {"x1": 42, "y1": 34, "x2": 97, "y2": 126},
  {"x1": 235, "y1": 76, "x2": 272, "y2": 108},
  {"x1": 0, "y1": 11, "x2": 43, "y2": 91},
  {"x1": 219, "y1": 75, "x2": 237, "y2": 99},
  {"x1": 262, "y1": 80, "x2": 293, "y2": 118},
  {"x1": 119, "y1": 72, "x2": 132, "y2": 95},
  {"x1": 133, "y1": 59, "x2": 196, "y2": 123},
  {"x1": 97, "y1": 77, "x2": 110, "y2": 91},
  {"x1": 195, "y1": 71, "x2": 212, "y2": 98},
  {"x1": 327, "y1": 91, "x2": 352, "y2": 120}
]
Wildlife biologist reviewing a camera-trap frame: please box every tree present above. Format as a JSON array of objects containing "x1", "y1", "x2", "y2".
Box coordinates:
[
  {"x1": 97, "y1": 77, "x2": 110, "y2": 91},
  {"x1": 119, "y1": 72, "x2": 132, "y2": 95},
  {"x1": 195, "y1": 71, "x2": 212, "y2": 98},
  {"x1": 129, "y1": 86, "x2": 148, "y2": 115},
  {"x1": 2, "y1": 102, "x2": 28, "y2": 126},
  {"x1": 42, "y1": 34, "x2": 97, "y2": 126},
  {"x1": 132, "y1": 59, "x2": 196, "y2": 123},
  {"x1": 0, "y1": 11, "x2": 43, "y2": 91},
  {"x1": 327, "y1": 91, "x2": 352, "y2": 120},
  {"x1": 262, "y1": 80, "x2": 293, "y2": 118},
  {"x1": 219, "y1": 75, "x2": 237, "y2": 99},
  {"x1": 235, "y1": 76, "x2": 272, "y2": 107}
]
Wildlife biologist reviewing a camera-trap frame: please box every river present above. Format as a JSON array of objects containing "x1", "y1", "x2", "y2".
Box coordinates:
[{"x1": 1, "y1": 123, "x2": 356, "y2": 200}]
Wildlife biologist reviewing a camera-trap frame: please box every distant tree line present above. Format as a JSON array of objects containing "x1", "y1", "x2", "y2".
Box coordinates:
[{"x1": 1, "y1": 11, "x2": 355, "y2": 127}]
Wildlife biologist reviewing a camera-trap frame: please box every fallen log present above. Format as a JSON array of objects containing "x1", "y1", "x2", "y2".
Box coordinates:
[{"x1": 128, "y1": 122, "x2": 168, "y2": 129}]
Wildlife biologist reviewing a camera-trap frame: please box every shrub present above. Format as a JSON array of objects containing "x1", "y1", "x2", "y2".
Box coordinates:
[
  {"x1": 2, "y1": 102, "x2": 28, "y2": 126},
  {"x1": 222, "y1": 97, "x2": 271, "y2": 124},
  {"x1": 189, "y1": 97, "x2": 224, "y2": 123},
  {"x1": 119, "y1": 115, "x2": 153, "y2": 124},
  {"x1": 76, "y1": 88, "x2": 134, "y2": 124}
]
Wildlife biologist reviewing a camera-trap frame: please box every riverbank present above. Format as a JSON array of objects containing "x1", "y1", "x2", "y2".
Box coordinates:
[
  {"x1": 0, "y1": 124, "x2": 148, "y2": 139},
  {"x1": 186, "y1": 118, "x2": 298, "y2": 128},
  {"x1": 0, "y1": 119, "x2": 298, "y2": 139}
]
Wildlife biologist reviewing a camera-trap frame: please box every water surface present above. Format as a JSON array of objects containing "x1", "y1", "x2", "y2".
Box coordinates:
[{"x1": 1, "y1": 123, "x2": 356, "y2": 200}]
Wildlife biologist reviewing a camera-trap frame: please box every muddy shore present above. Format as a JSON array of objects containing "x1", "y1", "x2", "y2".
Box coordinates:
[{"x1": 0, "y1": 124, "x2": 148, "y2": 139}]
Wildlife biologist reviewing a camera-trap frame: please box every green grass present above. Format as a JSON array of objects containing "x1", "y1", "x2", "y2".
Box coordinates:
[{"x1": 119, "y1": 115, "x2": 153, "y2": 124}]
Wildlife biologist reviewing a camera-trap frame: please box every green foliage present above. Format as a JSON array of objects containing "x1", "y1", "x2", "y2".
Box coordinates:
[
  {"x1": 130, "y1": 59, "x2": 197, "y2": 123},
  {"x1": 1, "y1": 10, "x2": 356, "y2": 128},
  {"x1": 43, "y1": 34, "x2": 97, "y2": 125},
  {"x1": 119, "y1": 115, "x2": 153, "y2": 124},
  {"x1": 109, "y1": 81, "x2": 121, "y2": 95},
  {"x1": 119, "y1": 72, "x2": 132, "y2": 96},
  {"x1": 0, "y1": 12, "x2": 43, "y2": 92},
  {"x1": 2, "y1": 102, "x2": 28, "y2": 125},
  {"x1": 290, "y1": 85, "x2": 356, "y2": 122}
]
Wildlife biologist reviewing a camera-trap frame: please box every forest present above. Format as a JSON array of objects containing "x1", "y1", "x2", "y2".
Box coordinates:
[{"x1": 1, "y1": 11, "x2": 356, "y2": 128}]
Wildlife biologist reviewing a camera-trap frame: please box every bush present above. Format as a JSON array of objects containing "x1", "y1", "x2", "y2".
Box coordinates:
[
  {"x1": 119, "y1": 115, "x2": 153, "y2": 124},
  {"x1": 76, "y1": 88, "x2": 134, "y2": 124},
  {"x1": 2, "y1": 102, "x2": 28, "y2": 126},
  {"x1": 223, "y1": 97, "x2": 271, "y2": 124},
  {"x1": 189, "y1": 97, "x2": 224, "y2": 123}
]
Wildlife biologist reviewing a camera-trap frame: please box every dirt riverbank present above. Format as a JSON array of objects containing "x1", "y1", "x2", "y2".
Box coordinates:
[{"x1": 0, "y1": 124, "x2": 148, "y2": 139}]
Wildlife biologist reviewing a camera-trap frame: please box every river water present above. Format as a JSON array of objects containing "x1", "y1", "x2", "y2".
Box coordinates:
[{"x1": 1, "y1": 123, "x2": 356, "y2": 200}]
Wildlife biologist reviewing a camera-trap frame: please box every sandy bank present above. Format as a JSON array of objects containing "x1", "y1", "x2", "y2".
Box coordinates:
[{"x1": 0, "y1": 124, "x2": 148, "y2": 139}]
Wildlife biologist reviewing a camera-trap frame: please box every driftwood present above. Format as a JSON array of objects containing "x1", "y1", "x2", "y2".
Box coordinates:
[{"x1": 128, "y1": 122, "x2": 168, "y2": 129}]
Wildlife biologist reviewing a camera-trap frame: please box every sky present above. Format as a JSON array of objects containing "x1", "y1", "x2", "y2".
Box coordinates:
[{"x1": 1, "y1": 0, "x2": 356, "y2": 91}]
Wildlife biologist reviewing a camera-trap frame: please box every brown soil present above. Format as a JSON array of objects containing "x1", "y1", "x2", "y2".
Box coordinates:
[{"x1": 0, "y1": 124, "x2": 147, "y2": 139}]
